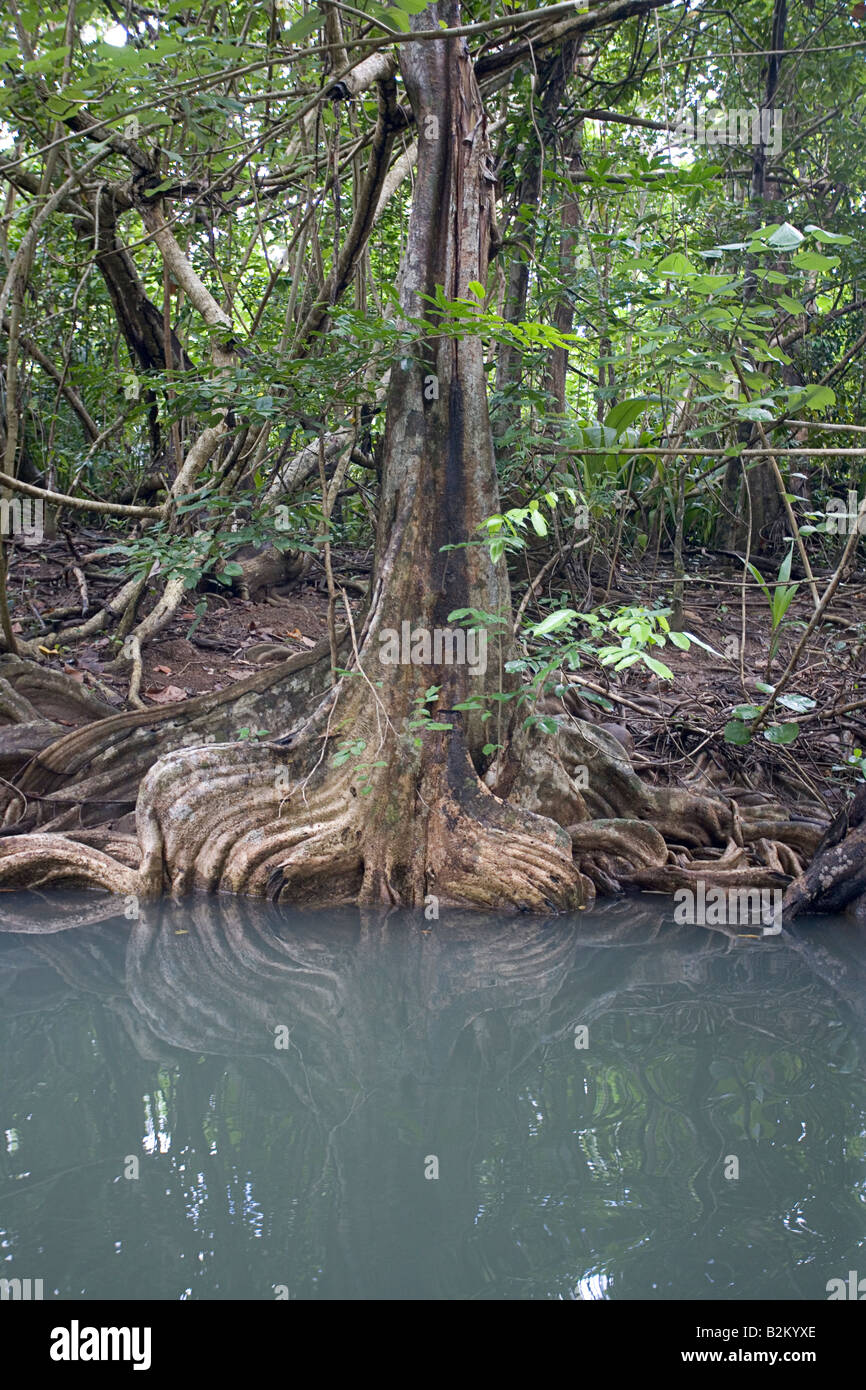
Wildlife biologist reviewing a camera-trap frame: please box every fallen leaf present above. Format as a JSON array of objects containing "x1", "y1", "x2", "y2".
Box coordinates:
[
  {"x1": 300, "y1": 636, "x2": 316, "y2": 648},
  {"x1": 155, "y1": 664, "x2": 173, "y2": 675},
  {"x1": 146, "y1": 684, "x2": 187, "y2": 704},
  {"x1": 286, "y1": 628, "x2": 303, "y2": 639},
  {"x1": 76, "y1": 652, "x2": 105, "y2": 673}
]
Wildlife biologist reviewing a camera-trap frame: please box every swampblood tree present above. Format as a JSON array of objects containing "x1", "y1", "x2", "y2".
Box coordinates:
[
  {"x1": 0, "y1": 5, "x2": 822, "y2": 912},
  {"x1": 131, "y1": 18, "x2": 584, "y2": 910},
  {"x1": 0, "y1": 13, "x2": 581, "y2": 910}
]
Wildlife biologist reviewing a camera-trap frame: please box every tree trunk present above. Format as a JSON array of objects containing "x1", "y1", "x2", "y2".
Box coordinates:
[
  {"x1": 715, "y1": 0, "x2": 789, "y2": 556},
  {"x1": 0, "y1": 5, "x2": 824, "y2": 913}
]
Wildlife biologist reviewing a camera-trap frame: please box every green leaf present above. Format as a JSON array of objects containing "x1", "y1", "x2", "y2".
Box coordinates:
[
  {"x1": 777, "y1": 693, "x2": 816, "y2": 713},
  {"x1": 581, "y1": 691, "x2": 614, "y2": 711},
  {"x1": 766, "y1": 222, "x2": 804, "y2": 250},
  {"x1": 384, "y1": 7, "x2": 411, "y2": 30},
  {"x1": 777, "y1": 294, "x2": 806, "y2": 315},
  {"x1": 681, "y1": 630, "x2": 723, "y2": 658},
  {"x1": 642, "y1": 655, "x2": 673, "y2": 680},
  {"x1": 284, "y1": 10, "x2": 321, "y2": 42},
  {"x1": 731, "y1": 704, "x2": 761, "y2": 721},
  {"x1": 530, "y1": 609, "x2": 578, "y2": 637},
  {"x1": 791, "y1": 250, "x2": 840, "y2": 272},
  {"x1": 788, "y1": 385, "x2": 836, "y2": 413},
  {"x1": 804, "y1": 225, "x2": 853, "y2": 246},
  {"x1": 467, "y1": 280, "x2": 486, "y2": 300},
  {"x1": 656, "y1": 252, "x2": 696, "y2": 277},
  {"x1": 777, "y1": 544, "x2": 794, "y2": 585},
  {"x1": 763, "y1": 722, "x2": 799, "y2": 745},
  {"x1": 604, "y1": 397, "x2": 651, "y2": 436},
  {"x1": 724, "y1": 720, "x2": 752, "y2": 745}
]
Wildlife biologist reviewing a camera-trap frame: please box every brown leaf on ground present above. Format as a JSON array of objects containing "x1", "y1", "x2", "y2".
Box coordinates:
[{"x1": 145, "y1": 684, "x2": 187, "y2": 704}]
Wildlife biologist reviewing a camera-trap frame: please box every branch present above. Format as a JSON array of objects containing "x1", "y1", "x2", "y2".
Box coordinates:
[
  {"x1": 294, "y1": 74, "x2": 404, "y2": 353},
  {"x1": 0, "y1": 471, "x2": 162, "y2": 519}
]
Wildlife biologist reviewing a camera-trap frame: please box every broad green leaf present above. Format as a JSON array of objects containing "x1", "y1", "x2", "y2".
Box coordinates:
[
  {"x1": 530, "y1": 609, "x2": 578, "y2": 637},
  {"x1": 777, "y1": 294, "x2": 806, "y2": 315},
  {"x1": 766, "y1": 222, "x2": 804, "y2": 250},
  {"x1": 724, "y1": 720, "x2": 752, "y2": 745},
  {"x1": 642, "y1": 655, "x2": 673, "y2": 679},
  {"x1": 384, "y1": 7, "x2": 411, "y2": 30},
  {"x1": 804, "y1": 225, "x2": 853, "y2": 245},
  {"x1": 656, "y1": 252, "x2": 696, "y2": 277},
  {"x1": 791, "y1": 250, "x2": 840, "y2": 272},
  {"x1": 763, "y1": 722, "x2": 799, "y2": 745},
  {"x1": 788, "y1": 385, "x2": 836, "y2": 412},
  {"x1": 777, "y1": 693, "x2": 816, "y2": 713},
  {"x1": 604, "y1": 397, "x2": 651, "y2": 435},
  {"x1": 284, "y1": 10, "x2": 321, "y2": 42}
]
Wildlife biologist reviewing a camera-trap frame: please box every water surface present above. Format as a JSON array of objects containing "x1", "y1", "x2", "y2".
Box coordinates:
[{"x1": 0, "y1": 892, "x2": 864, "y2": 1300}]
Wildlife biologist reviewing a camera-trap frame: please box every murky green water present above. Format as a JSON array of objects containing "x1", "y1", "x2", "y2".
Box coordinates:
[{"x1": 0, "y1": 892, "x2": 864, "y2": 1300}]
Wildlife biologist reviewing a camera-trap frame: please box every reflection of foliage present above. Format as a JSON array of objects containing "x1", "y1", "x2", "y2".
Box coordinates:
[{"x1": 0, "y1": 900, "x2": 864, "y2": 1300}]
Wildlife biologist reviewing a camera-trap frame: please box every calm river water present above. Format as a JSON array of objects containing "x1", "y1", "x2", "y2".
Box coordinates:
[{"x1": 0, "y1": 892, "x2": 864, "y2": 1300}]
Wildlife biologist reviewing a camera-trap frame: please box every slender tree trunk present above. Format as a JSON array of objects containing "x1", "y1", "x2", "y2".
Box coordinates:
[{"x1": 716, "y1": 0, "x2": 788, "y2": 555}]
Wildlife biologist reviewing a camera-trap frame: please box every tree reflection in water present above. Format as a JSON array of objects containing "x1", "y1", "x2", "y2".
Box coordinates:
[{"x1": 0, "y1": 892, "x2": 864, "y2": 1300}]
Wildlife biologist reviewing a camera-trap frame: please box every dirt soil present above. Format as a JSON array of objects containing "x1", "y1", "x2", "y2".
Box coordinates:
[{"x1": 6, "y1": 534, "x2": 866, "y2": 819}]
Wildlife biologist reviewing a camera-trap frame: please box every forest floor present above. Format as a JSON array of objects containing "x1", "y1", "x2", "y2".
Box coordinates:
[{"x1": 6, "y1": 532, "x2": 866, "y2": 821}]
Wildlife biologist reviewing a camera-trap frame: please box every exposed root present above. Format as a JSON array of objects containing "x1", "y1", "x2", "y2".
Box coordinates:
[
  {"x1": 0, "y1": 653, "x2": 117, "y2": 722},
  {"x1": 0, "y1": 833, "x2": 137, "y2": 894},
  {"x1": 116, "y1": 572, "x2": 187, "y2": 656},
  {"x1": 136, "y1": 738, "x2": 364, "y2": 901},
  {"x1": 0, "y1": 662, "x2": 832, "y2": 915},
  {"x1": 783, "y1": 783, "x2": 866, "y2": 921},
  {"x1": 0, "y1": 636, "x2": 337, "y2": 832}
]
